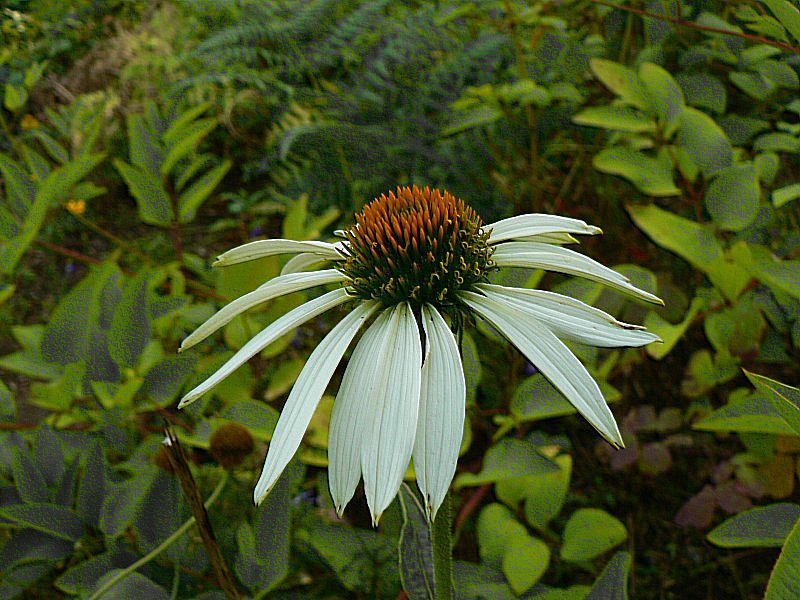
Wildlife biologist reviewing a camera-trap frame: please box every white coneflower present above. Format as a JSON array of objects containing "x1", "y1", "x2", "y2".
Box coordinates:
[{"x1": 178, "y1": 186, "x2": 661, "y2": 524}]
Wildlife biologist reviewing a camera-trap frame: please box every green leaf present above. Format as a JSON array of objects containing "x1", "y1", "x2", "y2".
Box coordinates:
[
  {"x1": 593, "y1": 147, "x2": 679, "y2": 196},
  {"x1": 731, "y1": 70, "x2": 776, "y2": 101},
  {"x1": 0, "y1": 503, "x2": 85, "y2": 541},
  {"x1": 503, "y1": 535, "x2": 550, "y2": 594},
  {"x1": 586, "y1": 552, "x2": 631, "y2": 600},
  {"x1": 398, "y1": 484, "x2": 435, "y2": 600},
  {"x1": 755, "y1": 152, "x2": 780, "y2": 184},
  {"x1": 4, "y1": 83, "x2": 27, "y2": 112},
  {"x1": 108, "y1": 271, "x2": 151, "y2": 369},
  {"x1": 0, "y1": 152, "x2": 105, "y2": 275},
  {"x1": 100, "y1": 466, "x2": 158, "y2": 538},
  {"x1": 676, "y1": 72, "x2": 726, "y2": 114},
  {"x1": 762, "y1": 0, "x2": 800, "y2": 44},
  {"x1": 441, "y1": 105, "x2": 503, "y2": 136},
  {"x1": 218, "y1": 399, "x2": 279, "y2": 441},
  {"x1": 496, "y1": 454, "x2": 572, "y2": 530},
  {"x1": 753, "y1": 132, "x2": 800, "y2": 153},
  {"x1": 561, "y1": 508, "x2": 627, "y2": 563},
  {"x1": 477, "y1": 503, "x2": 527, "y2": 567},
  {"x1": 729, "y1": 242, "x2": 800, "y2": 300},
  {"x1": 454, "y1": 436, "x2": 559, "y2": 488},
  {"x1": 638, "y1": 62, "x2": 685, "y2": 135},
  {"x1": 589, "y1": 59, "x2": 650, "y2": 110},
  {"x1": 112, "y1": 159, "x2": 172, "y2": 226},
  {"x1": 765, "y1": 515, "x2": 800, "y2": 599},
  {"x1": 11, "y1": 446, "x2": 49, "y2": 503},
  {"x1": 573, "y1": 106, "x2": 657, "y2": 133},
  {"x1": 77, "y1": 443, "x2": 106, "y2": 525},
  {"x1": 693, "y1": 388, "x2": 797, "y2": 435},
  {"x1": 92, "y1": 571, "x2": 169, "y2": 600},
  {"x1": 32, "y1": 131, "x2": 69, "y2": 164},
  {"x1": 773, "y1": 183, "x2": 800, "y2": 207},
  {"x1": 744, "y1": 371, "x2": 800, "y2": 436},
  {"x1": 162, "y1": 117, "x2": 218, "y2": 176},
  {"x1": 126, "y1": 110, "x2": 164, "y2": 178},
  {"x1": 705, "y1": 163, "x2": 761, "y2": 231},
  {"x1": 753, "y1": 59, "x2": 799, "y2": 89},
  {"x1": 177, "y1": 159, "x2": 231, "y2": 223},
  {"x1": 509, "y1": 373, "x2": 576, "y2": 423},
  {"x1": 678, "y1": 107, "x2": 733, "y2": 176},
  {"x1": 0, "y1": 153, "x2": 35, "y2": 210},
  {"x1": 644, "y1": 297, "x2": 704, "y2": 360},
  {"x1": 708, "y1": 503, "x2": 800, "y2": 548}
]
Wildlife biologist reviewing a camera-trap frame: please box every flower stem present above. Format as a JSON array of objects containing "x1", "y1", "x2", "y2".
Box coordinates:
[
  {"x1": 432, "y1": 491, "x2": 453, "y2": 600},
  {"x1": 88, "y1": 472, "x2": 228, "y2": 600}
]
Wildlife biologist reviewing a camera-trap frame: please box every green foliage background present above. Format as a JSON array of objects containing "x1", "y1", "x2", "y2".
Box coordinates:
[{"x1": 1, "y1": 0, "x2": 799, "y2": 598}]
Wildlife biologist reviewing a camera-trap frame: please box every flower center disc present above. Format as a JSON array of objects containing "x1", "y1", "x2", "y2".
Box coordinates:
[{"x1": 340, "y1": 186, "x2": 493, "y2": 308}]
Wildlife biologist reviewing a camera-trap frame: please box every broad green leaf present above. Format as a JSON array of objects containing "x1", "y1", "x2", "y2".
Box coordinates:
[
  {"x1": 143, "y1": 353, "x2": 198, "y2": 406},
  {"x1": 731, "y1": 70, "x2": 776, "y2": 101},
  {"x1": 454, "y1": 436, "x2": 559, "y2": 488},
  {"x1": 705, "y1": 163, "x2": 760, "y2": 231},
  {"x1": 638, "y1": 62, "x2": 685, "y2": 135},
  {"x1": 218, "y1": 399, "x2": 279, "y2": 441},
  {"x1": 773, "y1": 183, "x2": 800, "y2": 207},
  {"x1": 441, "y1": 105, "x2": 502, "y2": 136},
  {"x1": 0, "y1": 152, "x2": 105, "y2": 274},
  {"x1": 503, "y1": 535, "x2": 550, "y2": 594},
  {"x1": 11, "y1": 446, "x2": 48, "y2": 503},
  {"x1": 693, "y1": 388, "x2": 796, "y2": 435},
  {"x1": 762, "y1": 0, "x2": 800, "y2": 44},
  {"x1": 593, "y1": 147, "x2": 680, "y2": 196},
  {"x1": 561, "y1": 508, "x2": 627, "y2": 563},
  {"x1": 54, "y1": 552, "x2": 114, "y2": 596},
  {"x1": 496, "y1": 454, "x2": 572, "y2": 530},
  {"x1": 765, "y1": 514, "x2": 800, "y2": 599},
  {"x1": 112, "y1": 159, "x2": 171, "y2": 226},
  {"x1": 676, "y1": 72, "x2": 726, "y2": 114},
  {"x1": 398, "y1": 484, "x2": 435, "y2": 600},
  {"x1": 744, "y1": 371, "x2": 800, "y2": 436},
  {"x1": 729, "y1": 242, "x2": 800, "y2": 300},
  {"x1": 0, "y1": 378, "x2": 13, "y2": 420},
  {"x1": 99, "y1": 465, "x2": 158, "y2": 538},
  {"x1": 4, "y1": 83, "x2": 27, "y2": 112},
  {"x1": 678, "y1": 107, "x2": 733, "y2": 176},
  {"x1": 589, "y1": 59, "x2": 650, "y2": 110},
  {"x1": 573, "y1": 106, "x2": 657, "y2": 133},
  {"x1": 177, "y1": 159, "x2": 231, "y2": 223},
  {"x1": 108, "y1": 271, "x2": 151, "y2": 369},
  {"x1": 627, "y1": 204, "x2": 721, "y2": 270},
  {"x1": 0, "y1": 153, "x2": 35, "y2": 210},
  {"x1": 755, "y1": 152, "x2": 780, "y2": 184},
  {"x1": 77, "y1": 443, "x2": 106, "y2": 525},
  {"x1": 753, "y1": 59, "x2": 799, "y2": 89},
  {"x1": 586, "y1": 551, "x2": 631, "y2": 600},
  {"x1": 477, "y1": 503, "x2": 527, "y2": 567},
  {"x1": 708, "y1": 503, "x2": 800, "y2": 548},
  {"x1": 0, "y1": 503, "x2": 85, "y2": 541},
  {"x1": 645, "y1": 297, "x2": 704, "y2": 360},
  {"x1": 753, "y1": 132, "x2": 800, "y2": 153}
]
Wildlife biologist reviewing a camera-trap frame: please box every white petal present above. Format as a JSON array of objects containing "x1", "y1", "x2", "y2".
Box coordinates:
[
  {"x1": 515, "y1": 232, "x2": 581, "y2": 245},
  {"x1": 178, "y1": 289, "x2": 351, "y2": 408},
  {"x1": 281, "y1": 253, "x2": 335, "y2": 275},
  {"x1": 361, "y1": 303, "x2": 422, "y2": 525},
  {"x1": 492, "y1": 241, "x2": 663, "y2": 305},
  {"x1": 180, "y1": 270, "x2": 347, "y2": 351},
  {"x1": 414, "y1": 305, "x2": 465, "y2": 522},
  {"x1": 253, "y1": 300, "x2": 379, "y2": 504},
  {"x1": 487, "y1": 214, "x2": 602, "y2": 244},
  {"x1": 477, "y1": 284, "x2": 661, "y2": 348},
  {"x1": 213, "y1": 239, "x2": 345, "y2": 267},
  {"x1": 459, "y1": 291, "x2": 624, "y2": 448},
  {"x1": 328, "y1": 307, "x2": 393, "y2": 515}
]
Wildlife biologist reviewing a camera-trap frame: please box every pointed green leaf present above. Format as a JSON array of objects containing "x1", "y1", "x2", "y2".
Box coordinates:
[
  {"x1": 709, "y1": 503, "x2": 800, "y2": 548},
  {"x1": 398, "y1": 484, "x2": 435, "y2": 600},
  {"x1": 108, "y1": 271, "x2": 151, "y2": 369},
  {"x1": 573, "y1": 106, "x2": 657, "y2": 133},
  {"x1": 162, "y1": 117, "x2": 218, "y2": 176},
  {"x1": 765, "y1": 515, "x2": 800, "y2": 599},
  {"x1": 762, "y1": 0, "x2": 800, "y2": 44},
  {"x1": 705, "y1": 163, "x2": 761, "y2": 231},
  {"x1": 589, "y1": 59, "x2": 650, "y2": 110},
  {"x1": 0, "y1": 503, "x2": 85, "y2": 541},
  {"x1": 177, "y1": 159, "x2": 231, "y2": 223},
  {"x1": 503, "y1": 535, "x2": 549, "y2": 594},
  {"x1": 678, "y1": 107, "x2": 733, "y2": 176},
  {"x1": 744, "y1": 371, "x2": 800, "y2": 436},
  {"x1": 561, "y1": 508, "x2": 627, "y2": 562},
  {"x1": 586, "y1": 551, "x2": 631, "y2": 600},
  {"x1": 593, "y1": 147, "x2": 680, "y2": 196},
  {"x1": 112, "y1": 159, "x2": 171, "y2": 226}
]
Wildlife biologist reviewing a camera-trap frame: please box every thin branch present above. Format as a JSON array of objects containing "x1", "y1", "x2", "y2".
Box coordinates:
[{"x1": 591, "y1": 0, "x2": 800, "y2": 54}]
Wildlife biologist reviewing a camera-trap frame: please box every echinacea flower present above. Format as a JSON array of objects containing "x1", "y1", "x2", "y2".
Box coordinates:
[{"x1": 178, "y1": 186, "x2": 661, "y2": 524}]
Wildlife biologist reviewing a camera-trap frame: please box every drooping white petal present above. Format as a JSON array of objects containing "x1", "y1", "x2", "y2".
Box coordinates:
[
  {"x1": 487, "y1": 214, "x2": 602, "y2": 244},
  {"x1": 515, "y1": 232, "x2": 581, "y2": 245},
  {"x1": 328, "y1": 307, "x2": 393, "y2": 515},
  {"x1": 492, "y1": 241, "x2": 663, "y2": 305},
  {"x1": 254, "y1": 300, "x2": 379, "y2": 504},
  {"x1": 459, "y1": 291, "x2": 624, "y2": 448},
  {"x1": 477, "y1": 283, "x2": 661, "y2": 348},
  {"x1": 178, "y1": 289, "x2": 351, "y2": 408},
  {"x1": 361, "y1": 302, "x2": 422, "y2": 525},
  {"x1": 213, "y1": 239, "x2": 345, "y2": 267},
  {"x1": 414, "y1": 305, "x2": 465, "y2": 522},
  {"x1": 180, "y1": 270, "x2": 347, "y2": 351},
  {"x1": 281, "y1": 253, "x2": 335, "y2": 275}
]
